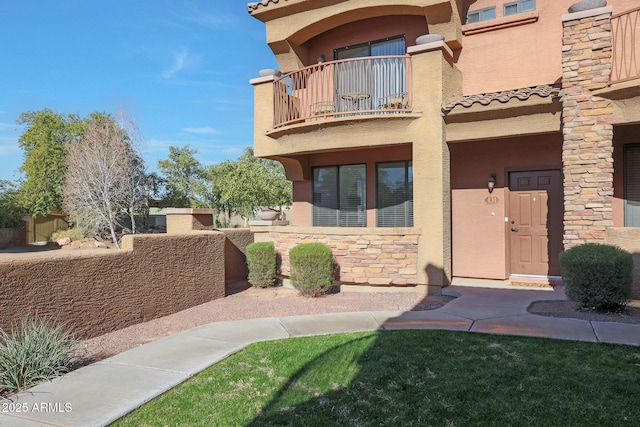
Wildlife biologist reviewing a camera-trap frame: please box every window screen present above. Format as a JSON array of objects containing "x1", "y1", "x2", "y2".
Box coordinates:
[
  {"x1": 625, "y1": 144, "x2": 640, "y2": 226},
  {"x1": 377, "y1": 161, "x2": 413, "y2": 227},
  {"x1": 313, "y1": 167, "x2": 338, "y2": 227},
  {"x1": 313, "y1": 165, "x2": 366, "y2": 227}
]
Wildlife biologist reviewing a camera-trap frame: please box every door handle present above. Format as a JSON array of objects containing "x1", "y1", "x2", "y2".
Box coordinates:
[{"x1": 511, "y1": 227, "x2": 518, "y2": 232}]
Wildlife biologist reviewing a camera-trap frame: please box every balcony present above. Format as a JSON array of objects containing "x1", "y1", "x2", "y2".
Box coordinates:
[
  {"x1": 272, "y1": 56, "x2": 412, "y2": 129},
  {"x1": 612, "y1": 6, "x2": 640, "y2": 84}
]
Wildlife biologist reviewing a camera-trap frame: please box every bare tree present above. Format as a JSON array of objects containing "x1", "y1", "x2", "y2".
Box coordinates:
[
  {"x1": 63, "y1": 113, "x2": 146, "y2": 249},
  {"x1": 114, "y1": 109, "x2": 146, "y2": 234}
]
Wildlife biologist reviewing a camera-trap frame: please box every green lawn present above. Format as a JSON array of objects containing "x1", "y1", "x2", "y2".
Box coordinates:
[{"x1": 112, "y1": 330, "x2": 640, "y2": 427}]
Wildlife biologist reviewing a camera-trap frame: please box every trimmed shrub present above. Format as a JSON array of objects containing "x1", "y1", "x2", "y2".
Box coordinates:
[
  {"x1": 559, "y1": 243, "x2": 633, "y2": 311},
  {"x1": 0, "y1": 317, "x2": 79, "y2": 393},
  {"x1": 246, "y1": 241, "x2": 277, "y2": 288},
  {"x1": 290, "y1": 243, "x2": 333, "y2": 297}
]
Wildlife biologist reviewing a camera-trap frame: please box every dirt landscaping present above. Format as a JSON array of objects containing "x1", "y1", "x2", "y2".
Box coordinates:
[
  {"x1": 528, "y1": 300, "x2": 640, "y2": 325},
  {"x1": 79, "y1": 282, "x2": 640, "y2": 364},
  {"x1": 79, "y1": 282, "x2": 455, "y2": 362}
]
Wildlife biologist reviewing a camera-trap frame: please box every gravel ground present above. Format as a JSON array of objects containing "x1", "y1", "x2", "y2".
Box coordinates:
[
  {"x1": 9, "y1": 246, "x2": 638, "y2": 362},
  {"x1": 79, "y1": 282, "x2": 454, "y2": 363},
  {"x1": 79, "y1": 282, "x2": 640, "y2": 364}
]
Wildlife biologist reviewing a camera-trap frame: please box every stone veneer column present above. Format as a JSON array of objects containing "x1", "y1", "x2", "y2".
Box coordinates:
[{"x1": 561, "y1": 5, "x2": 614, "y2": 248}]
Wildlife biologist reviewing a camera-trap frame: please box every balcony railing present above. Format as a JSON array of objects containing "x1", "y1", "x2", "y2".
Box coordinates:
[
  {"x1": 612, "y1": 6, "x2": 640, "y2": 83},
  {"x1": 273, "y1": 56, "x2": 412, "y2": 128}
]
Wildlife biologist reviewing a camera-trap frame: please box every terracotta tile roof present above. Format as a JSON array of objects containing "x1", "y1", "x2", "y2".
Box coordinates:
[
  {"x1": 442, "y1": 84, "x2": 561, "y2": 113},
  {"x1": 248, "y1": 0, "x2": 289, "y2": 13}
]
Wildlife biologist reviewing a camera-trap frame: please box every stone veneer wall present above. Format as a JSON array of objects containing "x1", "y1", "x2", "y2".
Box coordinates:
[
  {"x1": 561, "y1": 7, "x2": 614, "y2": 248},
  {"x1": 266, "y1": 228, "x2": 419, "y2": 285},
  {"x1": 0, "y1": 232, "x2": 240, "y2": 339}
]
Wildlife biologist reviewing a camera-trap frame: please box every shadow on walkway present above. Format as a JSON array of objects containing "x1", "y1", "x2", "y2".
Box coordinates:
[{"x1": 0, "y1": 243, "x2": 60, "y2": 254}]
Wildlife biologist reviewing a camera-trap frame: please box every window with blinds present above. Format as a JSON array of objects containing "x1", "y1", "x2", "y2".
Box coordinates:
[
  {"x1": 377, "y1": 161, "x2": 413, "y2": 227},
  {"x1": 624, "y1": 144, "x2": 640, "y2": 226},
  {"x1": 313, "y1": 165, "x2": 366, "y2": 227},
  {"x1": 334, "y1": 36, "x2": 406, "y2": 60}
]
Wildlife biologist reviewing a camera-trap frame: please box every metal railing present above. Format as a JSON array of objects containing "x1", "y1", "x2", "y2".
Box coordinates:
[
  {"x1": 273, "y1": 56, "x2": 412, "y2": 128},
  {"x1": 612, "y1": 6, "x2": 640, "y2": 83}
]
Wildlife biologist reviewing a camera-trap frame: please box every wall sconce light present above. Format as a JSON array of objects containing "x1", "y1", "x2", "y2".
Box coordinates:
[
  {"x1": 317, "y1": 54, "x2": 325, "y2": 64},
  {"x1": 488, "y1": 174, "x2": 496, "y2": 194}
]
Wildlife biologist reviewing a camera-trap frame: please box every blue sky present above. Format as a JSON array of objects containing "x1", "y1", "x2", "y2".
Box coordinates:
[{"x1": 0, "y1": 0, "x2": 276, "y2": 182}]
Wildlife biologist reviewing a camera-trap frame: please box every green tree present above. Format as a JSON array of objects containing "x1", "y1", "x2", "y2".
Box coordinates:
[
  {"x1": 0, "y1": 180, "x2": 23, "y2": 228},
  {"x1": 239, "y1": 147, "x2": 292, "y2": 211},
  {"x1": 157, "y1": 146, "x2": 206, "y2": 208},
  {"x1": 17, "y1": 109, "x2": 89, "y2": 216},
  {"x1": 208, "y1": 147, "x2": 292, "y2": 223},
  {"x1": 204, "y1": 160, "x2": 240, "y2": 225}
]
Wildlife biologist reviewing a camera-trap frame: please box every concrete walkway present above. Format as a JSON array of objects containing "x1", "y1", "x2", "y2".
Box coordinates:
[{"x1": 1, "y1": 285, "x2": 638, "y2": 427}]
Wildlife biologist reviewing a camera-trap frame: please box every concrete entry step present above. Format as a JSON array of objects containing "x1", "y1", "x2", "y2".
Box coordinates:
[{"x1": 452, "y1": 277, "x2": 555, "y2": 291}]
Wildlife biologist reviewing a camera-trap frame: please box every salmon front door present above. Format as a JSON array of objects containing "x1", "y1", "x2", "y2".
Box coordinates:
[{"x1": 509, "y1": 170, "x2": 563, "y2": 276}]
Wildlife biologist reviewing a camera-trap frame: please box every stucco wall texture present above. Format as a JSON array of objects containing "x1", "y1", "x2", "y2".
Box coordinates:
[
  {"x1": 0, "y1": 231, "x2": 251, "y2": 339},
  {"x1": 605, "y1": 228, "x2": 640, "y2": 299},
  {"x1": 450, "y1": 135, "x2": 563, "y2": 279},
  {"x1": 222, "y1": 228, "x2": 254, "y2": 283}
]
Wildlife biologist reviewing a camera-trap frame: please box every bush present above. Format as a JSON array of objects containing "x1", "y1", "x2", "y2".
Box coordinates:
[
  {"x1": 0, "y1": 180, "x2": 23, "y2": 228},
  {"x1": 559, "y1": 243, "x2": 633, "y2": 311},
  {"x1": 246, "y1": 241, "x2": 276, "y2": 288},
  {"x1": 0, "y1": 317, "x2": 79, "y2": 393},
  {"x1": 50, "y1": 227, "x2": 88, "y2": 242},
  {"x1": 290, "y1": 243, "x2": 333, "y2": 297}
]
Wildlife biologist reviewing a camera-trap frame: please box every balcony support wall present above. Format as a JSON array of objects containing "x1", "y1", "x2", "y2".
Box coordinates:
[
  {"x1": 251, "y1": 75, "x2": 277, "y2": 159},
  {"x1": 408, "y1": 42, "x2": 461, "y2": 287}
]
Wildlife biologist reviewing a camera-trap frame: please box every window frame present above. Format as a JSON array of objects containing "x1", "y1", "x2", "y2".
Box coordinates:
[
  {"x1": 376, "y1": 160, "x2": 413, "y2": 228},
  {"x1": 503, "y1": 0, "x2": 536, "y2": 16},
  {"x1": 312, "y1": 164, "x2": 367, "y2": 227},
  {"x1": 466, "y1": 6, "x2": 496, "y2": 24}
]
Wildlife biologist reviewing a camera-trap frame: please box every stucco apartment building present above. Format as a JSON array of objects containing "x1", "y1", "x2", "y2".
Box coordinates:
[{"x1": 248, "y1": 0, "x2": 640, "y2": 297}]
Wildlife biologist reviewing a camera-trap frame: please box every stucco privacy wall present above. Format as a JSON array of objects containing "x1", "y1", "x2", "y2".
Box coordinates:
[
  {"x1": 165, "y1": 208, "x2": 216, "y2": 234},
  {"x1": 561, "y1": 6, "x2": 614, "y2": 247},
  {"x1": 605, "y1": 228, "x2": 640, "y2": 299},
  {"x1": 0, "y1": 232, "x2": 231, "y2": 339},
  {"x1": 262, "y1": 227, "x2": 420, "y2": 286},
  {"x1": 222, "y1": 228, "x2": 254, "y2": 283},
  {"x1": 164, "y1": 209, "x2": 254, "y2": 283}
]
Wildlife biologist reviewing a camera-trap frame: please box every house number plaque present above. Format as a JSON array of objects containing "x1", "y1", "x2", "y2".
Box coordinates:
[{"x1": 484, "y1": 196, "x2": 500, "y2": 205}]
